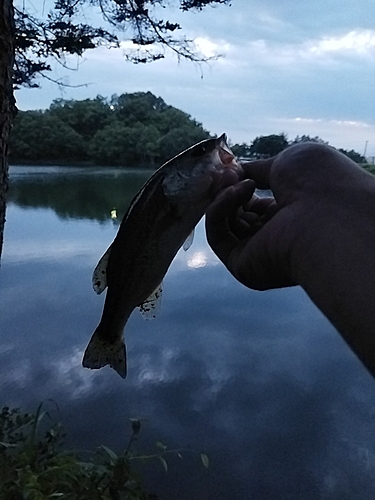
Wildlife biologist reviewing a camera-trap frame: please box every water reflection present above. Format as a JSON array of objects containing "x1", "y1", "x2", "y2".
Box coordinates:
[
  {"x1": 187, "y1": 251, "x2": 211, "y2": 269},
  {"x1": 1, "y1": 167, "x2": 375, "y2": 499},
  {"x1": 8, "y1": 165, "x2": 152, "y2": 222}
]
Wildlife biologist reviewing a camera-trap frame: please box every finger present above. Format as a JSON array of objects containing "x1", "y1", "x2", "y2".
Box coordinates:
[
  {"x1": 263, "y1": 200, "x2": 278, "y2": 221},
  {"x1": 205, "y1": 179, "x2": 255, "y2": 263},
  {"x1": 228, "y1": 216, "x2": 254, "y2": 240},
  {"x1": 228, "y1": 206, "x2": 258, "y2": 239},
  {"x1": 241, "y1": 200, "x2": 278, "y2": 232},
  {"x1": 210, "y1": 168, "x2": 241, "y2": 198},
  {"x1": 239, "y1": 211, "x2": 260, "y2": 225},
  {"x1": 244, "y1": 196, "x2": 275, "y2": 214},
  {"x1": 235, "y1": 213, "x2": 264, "y2": 238},
  {"x1": 240, "y1": 158, "x2": 274, "y2": 189}
]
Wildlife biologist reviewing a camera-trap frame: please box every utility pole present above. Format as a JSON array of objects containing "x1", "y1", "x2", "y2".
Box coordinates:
[{"x1": 363, "y1": 140, "x2": 368, "y2": 161}]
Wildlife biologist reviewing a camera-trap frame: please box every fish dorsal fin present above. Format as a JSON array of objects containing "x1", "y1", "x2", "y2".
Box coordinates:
[
  {"x1": 92, "y1": 245, "x2": 112, "y2": 294},
  {"x1": 138, "y1": 282, "x2": 163, "y2": 320},
  {"x1": 183, "y1": 229, "x2": 195, "y2": 251}
]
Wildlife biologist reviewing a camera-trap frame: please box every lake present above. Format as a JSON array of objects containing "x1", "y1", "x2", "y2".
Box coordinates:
[{"x1": 1, "y1": 165, "x2": 375, "y2": 499}]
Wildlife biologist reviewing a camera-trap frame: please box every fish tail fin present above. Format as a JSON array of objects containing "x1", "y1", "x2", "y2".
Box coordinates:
[{"x1": 82, "y1": 329, "x2": 127, "y2": 379}]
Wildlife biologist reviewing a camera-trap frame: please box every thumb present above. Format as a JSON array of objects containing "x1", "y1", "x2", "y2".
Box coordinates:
[{"x1": 240, "y1": 157, "x2": 274, "y2": 189}]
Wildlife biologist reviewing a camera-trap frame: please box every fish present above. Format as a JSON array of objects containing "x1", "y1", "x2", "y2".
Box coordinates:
[{"x1": 82, "y1": 134, "x2": 241, "y2": 378}]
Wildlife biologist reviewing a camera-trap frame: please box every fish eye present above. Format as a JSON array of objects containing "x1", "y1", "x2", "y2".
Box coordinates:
[{"x1": 192, "y1": 144, "x2": 207, "y2": 157}]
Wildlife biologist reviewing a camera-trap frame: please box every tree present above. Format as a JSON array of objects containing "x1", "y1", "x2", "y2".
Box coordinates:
[
  {"x1": 9, "y1": 92, "x2": 210, "y2": 165},
  {"x1": 14, "y1": 0, "x2": 230, "y2": 87},
  {"x1": 231, "y1": 142, "x2": 252, "y2": 158},
  {"x1": 291, "y1": 136, "x2": 366, "y2": 164},
  {"x1": 0, "y1": 0, "x2": 16, "y2": 258},
  {"x1": 111, "y1": 91, "x2": 168, "y2": 125},
  {"x1": 0, "y1": 0, "x2": 231, "y2": 258},
  {"x1": 290, "y1": 134, "x2": 328, "y2": 145},
  {"x1": 250, "y1": 133, "x2": 288, "y2": 158},
  {"x1": 49, "y1": 97, "x2": 112, "y2": 140},
  {"x1": 90, "y1": 121, "x2": 162, "y2": 165},
  {"x1": 338, "y1": 148, "x2": 366, "y2": 164},
  {"x1": 10, "y1": 110, "x2": 86, "y2": 161}
]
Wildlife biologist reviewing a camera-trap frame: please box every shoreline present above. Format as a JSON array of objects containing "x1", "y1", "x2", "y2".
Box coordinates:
[{"x1": 9, "y1": 160, "x2": 157, "y2": 169}]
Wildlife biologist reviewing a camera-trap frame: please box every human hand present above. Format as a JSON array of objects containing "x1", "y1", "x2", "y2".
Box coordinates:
[
  {"x1": 207, "y1": 142, "x2": 375, "y2": 377},
  {"x1": 206, "y1": 142, "x2": 374, "y2": 291}
]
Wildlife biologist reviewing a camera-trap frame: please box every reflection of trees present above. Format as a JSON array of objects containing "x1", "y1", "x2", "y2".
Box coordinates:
[{"x1": 8, "y1": 169, "x2": 152, "y2": 222}]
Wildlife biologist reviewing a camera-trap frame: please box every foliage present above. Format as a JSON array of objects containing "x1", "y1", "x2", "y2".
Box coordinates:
[
  {"x1": 11, "y1": 102, "x2": 370, "y2": 168},
  {"x1": 13, "y1": 0, "x2": 231, "y2": 87},
  {"x1": 0, "y1": 405, "x2": 209, "y2": 499},
  {"x1": 7, "y1": 167, "x2": 152, "y2": 222},
  {"x1": 338, "y1": 148, "x2": 366, "y2": 164},
  {"x1": 9, "y1": 92, "x2": 210, "y2": 166},
  {"x1": 49, "y1": 97, "x2": 113, "y2": 140},
  {"x1": 231, "y1": 134, "x2": 367, "y2": 165},
  {"x1": 10, "y1": 109, "x2": 86, "y2": 161},
  {"x1": 361, "y1": 163, "x2": 375, "y2": 175},
  {"x1": 250, "y1": 133, "x2": 289, "y2": 157},
  {"x1": 290, "y1": 134, "x2": 328, "y2": 145},
  {"x1": 290, "y1": 137, "x2": 367, "y2": 164},
  {"x1": 230, "y1": 142, "x2": 252, "y2": 158},
  {"x1": 14, "y1": 7, "x2": 117, "y2": 88}
]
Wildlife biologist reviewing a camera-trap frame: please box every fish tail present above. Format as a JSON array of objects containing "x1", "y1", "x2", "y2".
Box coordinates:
[{"x1": 82, "y1": 329, "x2": 127, "y2": 379}]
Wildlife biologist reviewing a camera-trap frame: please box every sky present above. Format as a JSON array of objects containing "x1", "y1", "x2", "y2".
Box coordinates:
[{"x1": 15, "y1": 0, "x2": 375, "y2": 157}]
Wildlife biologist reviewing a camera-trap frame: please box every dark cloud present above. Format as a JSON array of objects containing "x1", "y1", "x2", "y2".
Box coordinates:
[{"x1": 14, "y1": 0, "x2": 375, "y2": 156}]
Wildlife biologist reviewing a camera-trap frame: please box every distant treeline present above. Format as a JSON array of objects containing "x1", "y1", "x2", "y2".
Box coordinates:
[
  {"x1": 10, "y1": 92, "x2": 369, "y2": 168},
  {"x1": 9, "y1": 92, "x2": 211, "y2": 166},
  {"x1": 231, "y1": 133, "x2": 368, "y2": 165}
]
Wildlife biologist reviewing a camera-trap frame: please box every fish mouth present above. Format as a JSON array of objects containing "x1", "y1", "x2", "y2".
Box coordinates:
[{"x1": 217, "y1": 133, "x2": 235, "y2": 166}]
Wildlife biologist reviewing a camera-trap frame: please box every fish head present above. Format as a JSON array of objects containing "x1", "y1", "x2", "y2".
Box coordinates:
[
  {"x1": 176, "y1": 133, "x2": 239, "y2": 173},
  {"x1": 162, "y1": 134, "x2": 243, "y2": 203}
]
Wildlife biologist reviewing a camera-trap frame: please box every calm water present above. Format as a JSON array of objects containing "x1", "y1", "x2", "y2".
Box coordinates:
[{"x1": 1, "y1": 165, "x2": 375, "y2": 499}]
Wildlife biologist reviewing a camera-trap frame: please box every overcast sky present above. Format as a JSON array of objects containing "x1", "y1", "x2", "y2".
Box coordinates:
[{"x1": 15, "y1": 0, "x2": 375, "y2": 156}]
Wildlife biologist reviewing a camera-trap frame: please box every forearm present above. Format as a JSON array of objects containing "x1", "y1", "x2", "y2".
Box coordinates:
[
  {"x1": 292, "y1": 195, "x2": 375, "y2": 376},
  {"x1": 208, "y1": 145, "x2": 375, "y2": 378}
]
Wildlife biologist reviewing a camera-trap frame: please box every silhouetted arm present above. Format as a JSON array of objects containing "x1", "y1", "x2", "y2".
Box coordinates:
[{"x1": 206, "y1": 143, "x2": 375, "y2": 377}]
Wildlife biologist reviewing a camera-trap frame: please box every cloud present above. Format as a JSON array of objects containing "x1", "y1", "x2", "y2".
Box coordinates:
[
  {"x1": 213, "y1": 29, "x2": 375, "y2": 71},
  {"x1": 273, "y1": 116, "x2": 375, "y2": 155},
  {"x1": 310, "y1": 30, "x2": 375, "y2": 55},
  {"x1": 291, "y1": 117, "x2": 371, "y2": 128},
  {"x1": 193, "y1": 37, "x2": 229, "y2": 58},
  {"x1": 118, "y1": 35, "x2": 229, "y2": 62},
  {"x1": 3, "y1": 204, "x2": 375, "y2": 498},
  {"x1": 3, "y1": 240, "x2": 97, "y2": 263},
  {"x1": 186, "y1": 250, "x2": 210, "y2": 269},
  {"x1": 14, "y1": 0, "x2": 375, "y2": 157}
]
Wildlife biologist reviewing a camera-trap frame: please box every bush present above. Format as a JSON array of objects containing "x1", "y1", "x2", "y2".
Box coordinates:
[{"x1": 0, "y1": 405, "x2": 209, "y2": 499}]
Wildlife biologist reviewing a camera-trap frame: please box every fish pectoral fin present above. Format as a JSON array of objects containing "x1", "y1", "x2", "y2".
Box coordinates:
[
  {"x1": 82, "y1": 329, "x2": 127, "y2": 379},
  {"x1": 138, "y1": 282, "x2": 163, "y2": 320},
  {"x1": 183, "y1": 229, "x2": 195, "y2": 251},
  {"x1": 92, "y1": 245, "x2": 112, "y2": 295}
]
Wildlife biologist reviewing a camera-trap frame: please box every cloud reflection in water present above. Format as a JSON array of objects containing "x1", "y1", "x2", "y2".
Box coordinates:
[
  {"x1": 2, "y1": 180, "x2": 375, "y2": 499},
  {"x1": 187, "y1": 251, "x2": 209, "y2": 269}
]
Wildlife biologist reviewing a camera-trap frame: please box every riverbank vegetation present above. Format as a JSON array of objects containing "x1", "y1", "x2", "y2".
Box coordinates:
[
  {"x1": 10, "y1": 92, "x2": 370, "y2": 169},
  {"x1": 9, "y1": 92, "x2": 210, "y2": 167},
  {"x1": 0, "y1": 404, "x2": 209, "y2": 499},
  {"x1": 231, "y1": 133, "x2": 368, "y2": 165}
]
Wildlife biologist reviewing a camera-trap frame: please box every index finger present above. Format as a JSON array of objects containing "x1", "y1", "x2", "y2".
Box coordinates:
[
  {"x1": 240, "y1": 157, "x2": 274, "y2": 189},
  {"x1": 205, "y1": 179, "x2": 255, "y2": 264}
]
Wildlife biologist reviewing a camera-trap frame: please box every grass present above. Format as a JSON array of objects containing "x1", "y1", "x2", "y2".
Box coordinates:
[
  {"x1": 361, "y1": 163, "x2": 375, "y2": 175},
  {"x1": 0, "y1": 405, "x2": 209, "y2": 500}
]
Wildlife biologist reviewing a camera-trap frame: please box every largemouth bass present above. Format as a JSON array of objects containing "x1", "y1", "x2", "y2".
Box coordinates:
[{"x1": 82, "y1": 134, "x2": 241, "y2": 378}]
